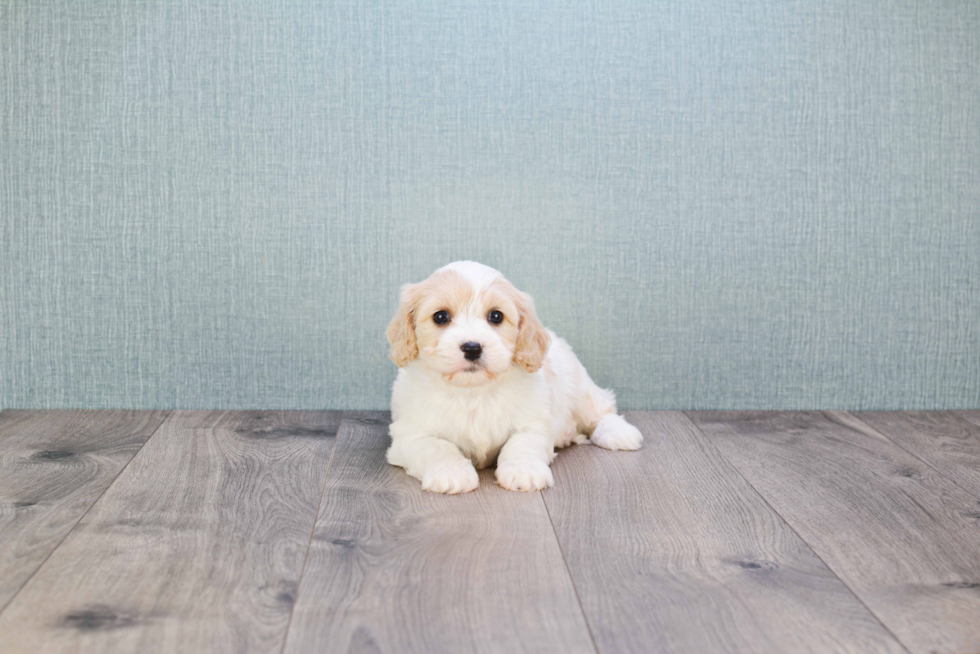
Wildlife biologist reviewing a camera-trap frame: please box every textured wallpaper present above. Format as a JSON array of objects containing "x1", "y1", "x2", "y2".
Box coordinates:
[{"x1": 1, "y1": 1, "x2": 978, "y2": 410}]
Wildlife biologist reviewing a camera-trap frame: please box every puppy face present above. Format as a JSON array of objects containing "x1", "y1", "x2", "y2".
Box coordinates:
[{"x1": 387, "y1": 265, "x2": 550, "y2": 387}]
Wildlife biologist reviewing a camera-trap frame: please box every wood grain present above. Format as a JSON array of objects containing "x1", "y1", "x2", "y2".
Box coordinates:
[
  {"x1": 0, "y1": 410, "x2": 339, "y2": 654},
  {"x1": 851, "y1": 411, "x2": 980, "y2": 498},
  {"x1": 544, "y1": 411, "x2": 905, "y2": 654},
  {"x1": 688, "y1": 410, "x2": 980, "y2": 654},
  {"x1": 283, "y1": 411, "x2": 596, "y2": 654},
  {"x1": 0, "y1": 409, "x2": 170, "y2": 611},
  {"x1": 955, "y1": 410, "x2": 980, "y2": 430}
]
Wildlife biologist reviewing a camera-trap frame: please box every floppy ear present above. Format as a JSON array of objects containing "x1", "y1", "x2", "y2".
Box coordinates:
[
  {"x1": 386, "y1": 283, "x2": 421, "y2": 367},
  {"x1": 512, "y1": 290, "x2": 551, "y2": 373}
]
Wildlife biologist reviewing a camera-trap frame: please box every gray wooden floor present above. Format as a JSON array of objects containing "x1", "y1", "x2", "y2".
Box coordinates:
[{"x1": 1, "y1": 410, "x2": 979, "y2": 654}]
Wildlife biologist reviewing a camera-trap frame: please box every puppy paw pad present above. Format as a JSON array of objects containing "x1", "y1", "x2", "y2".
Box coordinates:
[
  {"x1": 495, "y1": 461, "x2": 554, "y2": 492},
  {"x1": 591, "y1": 415, "x2": 643, "y2": 451},
  {"x1": 421, "y1": 460, "x2": 479, "y2": 494}
]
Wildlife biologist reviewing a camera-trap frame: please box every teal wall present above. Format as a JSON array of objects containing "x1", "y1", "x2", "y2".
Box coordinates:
[{"x1": 2, "y1": 1, "x2": 978, "y2": 410}]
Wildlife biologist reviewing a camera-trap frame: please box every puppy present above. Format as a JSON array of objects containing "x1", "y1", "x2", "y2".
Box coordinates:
[{"x1": 385, "y1": 261, "x2": 642, "y2": 494}]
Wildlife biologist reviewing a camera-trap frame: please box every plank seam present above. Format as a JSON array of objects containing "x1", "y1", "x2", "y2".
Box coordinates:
[
  {"x1": 0, "y1": 410, "x2": 173, "y2": 618},
  {"x1": 843, "y1": 411, "x2": 980, "y2": 502},
  {"x1": 541, "y1": 492, "x2": 601, "y2": 654},
  {"x1": 681, "y1": 411, "x2": 914, "y2": 654},
  {"x1": 277, "y1": 410, "x2": 346, "y2": 654}
]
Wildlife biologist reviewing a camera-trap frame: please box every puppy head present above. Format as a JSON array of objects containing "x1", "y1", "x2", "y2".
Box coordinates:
[{"x1": 386, "y1": 262, "x2": 550, "y2": 386}]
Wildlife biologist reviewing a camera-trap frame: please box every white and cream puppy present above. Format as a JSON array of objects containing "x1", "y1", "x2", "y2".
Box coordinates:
[{"x1": 386, "y1": 261, "x2": 642, "y2": 494}]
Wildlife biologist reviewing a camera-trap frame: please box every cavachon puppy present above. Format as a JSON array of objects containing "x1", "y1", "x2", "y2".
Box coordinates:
[{"x1": 386, "y1": 261, "x2": 642, "y2": 494}]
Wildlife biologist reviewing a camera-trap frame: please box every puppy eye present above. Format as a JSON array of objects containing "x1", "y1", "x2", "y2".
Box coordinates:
[
  {"x1": 433, "y1": 310, "x2": 451, "y2": 325},
  {"x1": 487, "y1": 310, "x2": 503, "y2": 325}
]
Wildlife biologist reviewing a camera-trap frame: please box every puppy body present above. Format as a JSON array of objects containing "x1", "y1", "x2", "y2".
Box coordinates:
[{"x1": 386, "y1": 261, "x2": 642, "y2": 493}]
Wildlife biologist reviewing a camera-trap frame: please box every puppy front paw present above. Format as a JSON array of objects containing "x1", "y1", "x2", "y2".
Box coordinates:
[
  {"x1": 495, "y1": 460, "x2": 554, "y2": 492},
  {"x1": 421, "y1": 459, "x2": 479, "y2": 494},
  {"x1": 591, "y1": 414, "x2": 643, "y2": 451}
]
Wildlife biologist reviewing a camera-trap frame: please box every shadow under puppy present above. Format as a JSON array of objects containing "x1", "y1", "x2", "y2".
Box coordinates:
[{"x1": 386, "y1": 261, "x2": 642, "y2": 494}]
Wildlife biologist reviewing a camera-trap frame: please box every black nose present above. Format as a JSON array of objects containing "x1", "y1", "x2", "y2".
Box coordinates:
[{"x1": 460, "y1": 341, "x2": 482, "y2": 361}]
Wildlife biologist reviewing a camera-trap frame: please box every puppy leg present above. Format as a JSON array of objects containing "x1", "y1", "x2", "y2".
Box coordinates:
[
  {"x1": 495, "y1": 431, "x2": 554, "y2": 491},
  {"x1": 574, "y1": 381, "x2": 644, "y2": 451},
  {"x1": 590, "y1": 413, "x2": 643, "y2": 451},
  {"x1": 387, "y1": 429, "x2": 479, "y2": 494}
]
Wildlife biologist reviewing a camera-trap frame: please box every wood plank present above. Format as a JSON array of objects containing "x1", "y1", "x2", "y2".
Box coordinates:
[
  {"x1": 0, "y1": 410, "x2": 340, "y2": 654},
  {"x1": 688, "y1": 411, "x2": 980, "y2": 654},
  {"x1": 0, "y1": 409, "x2": 170, "y2": 612},
  {"x1": 956, "y1": 410, "x2": 980, "y2": 430},
  {"x1": 851, "y1": 411, "x2": 980, "y2": 498},
  {"x1": 283, "y1": 411, "x2": 596, "y2": 654},
  {"x1": 543, "y1": 411, "x2": 905, "y2": 654}
]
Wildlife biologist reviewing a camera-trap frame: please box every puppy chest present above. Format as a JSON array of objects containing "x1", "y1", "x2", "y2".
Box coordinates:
[{"x1": 439, "y1": 399, "x2": 515, "y2": 467}]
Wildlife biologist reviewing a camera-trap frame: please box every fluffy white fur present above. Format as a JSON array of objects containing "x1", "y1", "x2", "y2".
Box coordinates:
[{"x1": 386, "y1": 261, "x2": 642, "y2": 494}]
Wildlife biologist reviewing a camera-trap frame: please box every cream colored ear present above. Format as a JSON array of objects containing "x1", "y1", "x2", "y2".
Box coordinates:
[
  {"x1": 512, "y1": 290, "x2": 551, "y2": 373},
  {"x1": 386, "y1": 283, "x2": 420, "y2": 367}
]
